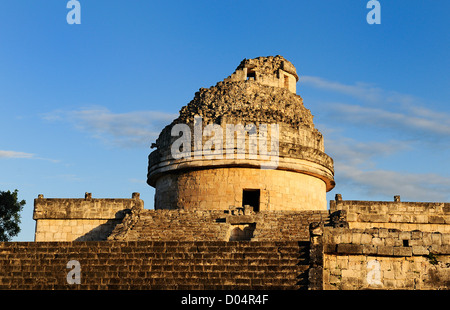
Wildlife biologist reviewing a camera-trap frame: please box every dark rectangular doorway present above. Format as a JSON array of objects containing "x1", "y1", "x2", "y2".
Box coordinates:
[{"x1": 242, "y1": 189, "x2": 260, "y2": 212}]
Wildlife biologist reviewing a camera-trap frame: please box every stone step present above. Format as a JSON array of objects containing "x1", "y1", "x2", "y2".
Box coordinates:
[
  {"x1": 0, "y1": 276, "x2": 307, "y2": 287},
  {"x1": 0, "y1": 249, "x2": 307, "y2": 255},
  {"x1": 0, "y1": 274, "x2": 306, "y2": 286},
  {"x1": 0, "y1": 271, "x2": 306, "y2": 279},
  {"x1": 0, "y1": 241, "x2": 308, "y2": 247},
  {"x1": 0, "y1": 246, "x2": 308, "y2": 255},
  {"x1": 0, "y1": 264, "x2": 308, "y2": 274},
  {"x1": 0, "y1": 283, "x2": 302, "y2": 290}
]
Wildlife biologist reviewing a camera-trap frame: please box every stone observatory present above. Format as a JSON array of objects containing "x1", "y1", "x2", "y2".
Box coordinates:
[{"x1": 147, "y1": 55, "x2": 335, "y2": 211}]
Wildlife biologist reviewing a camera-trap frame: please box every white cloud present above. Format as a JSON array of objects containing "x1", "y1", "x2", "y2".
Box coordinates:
[
  {"x1": 302, "y1": 75, "x2": 450, "y2": 202},
  {"x1": 0, "y1": 150, "x2": 60, "y2": 163},
  {"x1": 300, "y1": 75, "x2": 417, "y2": 106},
  {"x1": 43, "y1": 106, "x2": 177, "y2": 148},
  {"x1": 301, "y1": 75, "x2": 385, "y2": 103},
  {"x1": 336, "y1": 164, "x2": 450, "y2": 202},
  {"x1": 128, "y1": 178, "x2": 147, "y2": 184},
  {"x1": 0, "y1": 150, "x2": 35, "y2": 159},
  {"x1": 326, "y1": 103, "x2": 450, "y2": 138},
  {"x1": 304, "y1": 75, "x2": 450, "y2": 144},
  {"x1": 325, "y1": 135, "x2": 450, "y2": 202},
  {"x1": 326, "y1": 137, "x2": 411, "y2": 167}
]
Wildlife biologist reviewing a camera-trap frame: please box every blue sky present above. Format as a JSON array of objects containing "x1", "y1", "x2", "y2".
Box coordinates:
[{"x1": 0, "y1": 1, "x2": 449, "y2": 241}]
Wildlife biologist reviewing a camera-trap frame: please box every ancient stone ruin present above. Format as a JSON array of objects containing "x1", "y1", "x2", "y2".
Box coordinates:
[
  {"x1": 148, "y1": 55, "x2": 334, "y2": 212},
  {"x1": 0, "y1": 56, "x2": 448, "y2": 290}
]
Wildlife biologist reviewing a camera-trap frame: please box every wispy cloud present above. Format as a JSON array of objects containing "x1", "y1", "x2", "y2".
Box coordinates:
[
  {"x1": 326, "y1": 137, "x2": 411, "y2": 167},
  {"x1": 0, "y1": 150, "x2": 35, "y2": 159},
  {"x1": 304, "y1": 75, "x2": 450, "y2": 202},
  {"x1": 326, "y1": 137, "x2": 450, "y2": 201},
  {"x1": 128, "y1": 178, "x2": 147, "y2": 184},
  {"x1": 42, "y1": 106, "x2": 177, "y2": 148},
  {"x1": 301, "y1": 75, "x2": 385, "y2": 103},
  {"x1": 43, "y1": 174, "x2": 82, "y2": 182},
  {"x1": 337, "y1": 164, "x2": 450, "y2": 202},
  {"x1": 305, "y1": 75, "x2": 450, "y2": 147},
  {"x1": 325, "y1": 103, "x2": 450, "y2": 139},
  {"x1": 300, "y1": 75, "x2": 417, "y2": 106},
  {"x1": 0, "y1": 150, "x2": 59, "y2": 163}
]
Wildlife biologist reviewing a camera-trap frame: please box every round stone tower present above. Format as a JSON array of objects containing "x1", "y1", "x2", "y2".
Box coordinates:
[{"x1": 148, "y1": 56, "x2": 335, "y2": 211}]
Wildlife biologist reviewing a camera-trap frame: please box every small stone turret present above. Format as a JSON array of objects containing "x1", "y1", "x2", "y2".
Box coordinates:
[{"x1": 224, "y1": 55, "x2": 299, "y2": 93}]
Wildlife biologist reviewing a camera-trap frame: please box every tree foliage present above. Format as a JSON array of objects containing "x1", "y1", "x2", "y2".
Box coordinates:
[{"x1": 0, "y1": 190, "x2": 25, "y2": 241}]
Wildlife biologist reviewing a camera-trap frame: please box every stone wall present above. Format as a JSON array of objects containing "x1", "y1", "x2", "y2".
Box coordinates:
[
  {"x1": 154, "y1": 168, "x2": 328, "y2": 211},
  {"x1": 331, "y1": 195, "x2": 450, "y2": 233},
  {"x1": 322, "y1": 226, "x2": 450, "y2": 290},
  {"x1": 33, "y1": 193, "x2": 143, "y2": 241}
]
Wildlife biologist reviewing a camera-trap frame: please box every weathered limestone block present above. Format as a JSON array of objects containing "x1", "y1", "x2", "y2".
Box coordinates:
[
  {"x1": 337, "y1": 244, "x2": 363, "y2": 254},
  {"x1": 412, "y1": 246, "x2": 429, "y2": 255},
  {"x1": 393, "y1": 247, "x2": 412, "y2": 257},
  {"x1": 429, "y1": 216, "x2": 445, "y2": 224},
  {"x1": 360, "y1": 233, "x2": 373, "y2": 245},
  {"x1": 431, "y1": 233, "x2": 442, "y2": 245},
  {"x1": 377, "y1": 246, "x2": 393, "y2": 256}
]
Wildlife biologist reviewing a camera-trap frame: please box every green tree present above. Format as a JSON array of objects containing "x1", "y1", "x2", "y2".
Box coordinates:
[{"x1": 0, "y1": 189, "x2": 25, "y2": 241}]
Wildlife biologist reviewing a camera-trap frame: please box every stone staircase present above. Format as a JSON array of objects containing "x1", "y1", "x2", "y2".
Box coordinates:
[
  {"x1": 110, "y1": 209, "x2": 230, "y2": 241},
  {"x1": 0, "y1": 241, "x2": 311, "y2": 290},
  {"x1": 107, "y1": 208, "x2": 328, "y2": 242}
]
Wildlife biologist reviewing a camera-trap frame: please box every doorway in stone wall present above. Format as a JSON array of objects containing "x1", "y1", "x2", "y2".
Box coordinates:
[
  {"x1": 246, "y1": 67, "x2": 256, "y2": 80},
  {"x1": 242, "y1": 189, "x2": 260, "y2": 212},
  {"x1": 284, "y1": 75, "x2": 289, "y2": 89}
]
